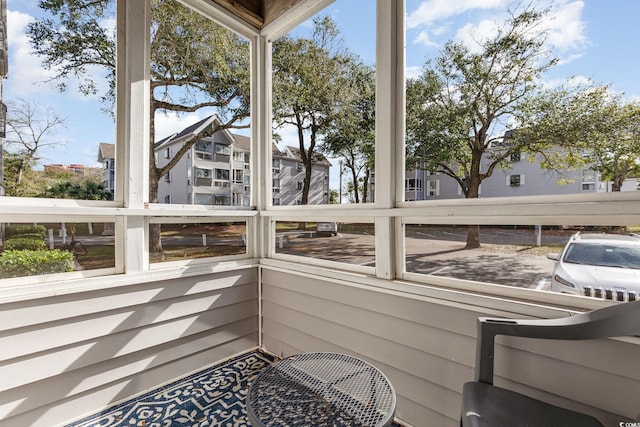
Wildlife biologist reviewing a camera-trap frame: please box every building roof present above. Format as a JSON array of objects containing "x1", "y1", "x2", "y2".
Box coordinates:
[
  {"x1": 233, "y1": 134, "x2": 251, "y2": 151},
  {"x1": 280, "y1": 146, "x2": 332, "y2": 167},
  {"x1": 98, "y1": 142, "x2": 115, "y2": 162},
  {"x1": 154, "y1": 115, "x2": 226, "y2": 150}
]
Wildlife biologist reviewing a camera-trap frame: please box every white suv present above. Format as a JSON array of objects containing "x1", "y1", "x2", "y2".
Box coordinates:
[{"x1": 547, "y1": 232, "x2": 640, "y2": 301}]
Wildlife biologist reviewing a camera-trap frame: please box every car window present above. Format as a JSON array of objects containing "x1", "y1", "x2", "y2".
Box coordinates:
[{"x1": 564, "y1": 243, "x2": 640, "y2": 269}]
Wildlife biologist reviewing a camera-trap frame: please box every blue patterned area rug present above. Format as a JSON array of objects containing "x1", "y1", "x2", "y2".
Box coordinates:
[{"x1": 67, "y1": 350, "x2": 276, "y2": 427}]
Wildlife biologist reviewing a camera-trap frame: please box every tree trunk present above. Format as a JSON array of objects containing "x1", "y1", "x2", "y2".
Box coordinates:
[
  {"x1": 148, "y1": 169, "x2": 164, "y2": 256},
  {"x1": 350, "y1": 167, "x2": 360, "y2": 203},
  {"x1": 611, "y1": 164, "x2": 627, "y2": 192},
  {"x1": 465, "y1": 225, "x2": 481, "y2": 249},
  {"x1": 362, "y1": 169, "x2": 370, "y2": 203},
  {"x1": 302, "y1": 164, "x2": 312, "y2": 204},
  {"x1": 15, "y1": 159, "x2": 26, "y2": 185},
  {"x1": 149, "y1": 108, "x2": 163, "y2": 255},
  {"x1": 464, "y1": 150, "x2": 482, "y2": 249}
]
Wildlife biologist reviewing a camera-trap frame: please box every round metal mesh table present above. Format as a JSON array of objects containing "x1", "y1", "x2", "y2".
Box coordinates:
[{"x1": 247, "y1": 352, "x2": 396, "y2": 427}]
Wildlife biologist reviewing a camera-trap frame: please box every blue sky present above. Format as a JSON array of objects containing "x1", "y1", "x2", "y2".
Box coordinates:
[{"x1": 4, "y1": 0, "x2": 640, "y2": 172}]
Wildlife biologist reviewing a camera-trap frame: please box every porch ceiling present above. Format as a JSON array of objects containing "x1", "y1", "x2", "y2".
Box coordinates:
[{"x1": 211, "y1": 0, "x2": 302, "y2": 29}]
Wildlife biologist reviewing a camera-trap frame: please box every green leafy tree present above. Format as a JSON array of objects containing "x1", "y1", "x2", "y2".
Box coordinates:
[
  {"x1": 28, "y1": 0, "x2": 250, "y2": 252},
  {"x1": 588, "y1": 100, "x2": 640, "y2": 191},
  {"x1": 272, "y1": 16, "x2": 354, "y2": 204},
  {"x1": 323, "y1": 60, "x2": 375, "y2": 203},
  {"x1": 2, "y1": 151, "x2": 39, "y2": 196},
  {"x1": 406, "y1": 6, "x2": 610, "y2": 248},
  {"x1": 43, "y1": 179, "x2": 112, "y2": 200}
]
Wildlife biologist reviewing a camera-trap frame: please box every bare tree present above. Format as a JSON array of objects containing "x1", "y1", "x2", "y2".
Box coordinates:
[{"x1": 4, "y1": 98, "x2": 66, "y2": 185}]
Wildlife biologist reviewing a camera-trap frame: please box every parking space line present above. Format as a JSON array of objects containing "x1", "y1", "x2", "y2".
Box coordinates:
[
  {"x1": 429, "y1": 266, "x2": 450, "y2": 275},
  {"x1": 417, "y1": 232, "x2": 435, "y2": 237},
  {"x1": 536, "y1": 279, "x2": 546, "y2": 290}
]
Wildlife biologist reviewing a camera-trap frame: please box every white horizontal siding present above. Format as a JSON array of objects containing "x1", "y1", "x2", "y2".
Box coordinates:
[
  {"x1": 260, "y1": 267, "x2": 640, "y2": 427},
  {"x1": 0, "y1": 268, "x2": 259, "y2": 426}
]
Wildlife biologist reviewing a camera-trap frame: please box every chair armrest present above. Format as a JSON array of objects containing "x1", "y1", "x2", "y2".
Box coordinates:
[{"x1": 474, "y1": 300, "x2": 640, "y2": 384}]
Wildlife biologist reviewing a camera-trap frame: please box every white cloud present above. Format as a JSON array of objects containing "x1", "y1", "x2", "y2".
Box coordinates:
[
  {"x1": 431, "y1": 24, "x2": 450, "y2": 36},
  {"x1": 542, "y1": 74, "x2": 592, "y2": 90},
  {"x1": 542, "y1": 1, "x2": 587, "y2": 52},
  {"x1": 6, "y1": 8, "x2": 114, "y2": 102},
  {"x1": 454, "y1": 19, "x2": 500, "y2": 53},
  {"x1": 557, "y1": 52, "x2": 584, "y2": 66},
  {"x1": 407, "y1": 0, "x2": 510, "y2": 29},
  {"x1": 408, "y1": 0, "x2": 588, "y2": 58},
  {"x1": 154, "y1": 111, "x2": 212, "y2": 142},
  {"x1": 406, "y1": 65, "x2": 423, "y2": 80},
  {"x1": 413, "y1": 30, "x2": 439, "y2": 47},
  {"x1": 273, "y1": 123, "x2": 301, "y2": 150},
  {"x1": 5, "y1": 10, "x2": 57, "y2": 95}
]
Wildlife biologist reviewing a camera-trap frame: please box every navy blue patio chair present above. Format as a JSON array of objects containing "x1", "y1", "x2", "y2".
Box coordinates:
[{"x1": 461, "y1": 300, "x2": 640, "y2": 427}]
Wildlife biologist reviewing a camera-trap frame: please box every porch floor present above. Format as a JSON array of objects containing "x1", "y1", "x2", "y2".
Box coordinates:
[
  {"x1": 66, "y1": 350, "x2": 276, "y2": 426},
  {"x1": 65, "y1": 349, "x2": 404, "y2": 427}
]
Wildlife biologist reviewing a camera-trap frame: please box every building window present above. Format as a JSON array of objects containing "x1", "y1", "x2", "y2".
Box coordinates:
[
  {"x1": 297, "y1": 181, "x2": 303, "y2": 190},
  {"x1": 272, "y1": 178, "x2": 280, "y2": 193},
  {"x1": 405, "y1": 178, "x2": 423, "y2": 191},
  {"x1": 427, "y1": 179, "x2": 439, "y2": 196},
  {"x1": 164, "y1": 147, "x2": 171, "y2": 159},
  {"x1": 194, "y1": 167, "x2": 213, "y2": 186},
  {"x1": 273, "y1": 198, "x2": 280, "y2": 206},
  {"x1": 582, "y1": 169, "x2": 596, "y2": 191},
  {"x1": 234, "y1": 151, "x2": 245, "y2": 161},
  {"x1": 214, "y1": 195, "x2": 231, "y2": 206},
  {"x1": 196, "y1": 140, "x2": 212, "y2": 151},
  {"x1": 234, "y1": 169, "x2": 243, "y2": 183},
  {"x1": 214, "y1": 143, "x2": 231, "y2": 161},
  {"x1": 215, "y1": 169, "x2": 230, "y2": 180},
  {"x1": 511, "y1": 151, "x2": 521, "y2": 162},
  {"x1": 297, "y1": 162, "x2": 303, "y2": 172},
  {"x1": 509, "y1": 174, "x2": 522, "y2": 187},
  {"x1": 272, "y1": 159, "x2": 281, "y2": 174},
  {"x1": 215, "y1": 143, "x2": 231, "y2": 156},
  {"x1": 164, "y1": 171, "x2": 171, "y2": 183},
  {"x1": 195, "y1": 140, "x2": 213, "y2": 160},
  {"x1": 215, "y1": 167, "x2": 230, "y2": 187},
  {"x1": 194, "y1": 193, "x2": 214, "y2": 205},
  {"x1": 163, "y1": 195, "x2": 171, "y2": 204}
]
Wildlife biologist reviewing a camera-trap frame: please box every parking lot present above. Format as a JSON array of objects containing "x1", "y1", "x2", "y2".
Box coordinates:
[{"x1": 276, "y1": 227, "x2": 575, "y2": 291}]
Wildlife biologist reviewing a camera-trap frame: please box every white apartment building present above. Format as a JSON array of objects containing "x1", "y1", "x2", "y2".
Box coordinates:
[
  {"x1": 97, "y1": 143, "x2": 116, "y2": 197},
  {"x1": 272, "y1": 145, "x2": 331, "y2": 205},
  {"x1": 152, "y1": 115, "x2": 330, "y2": 206},
  {"x1": 399, "y1": 152, "x2": 638, "y2": 202}
]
